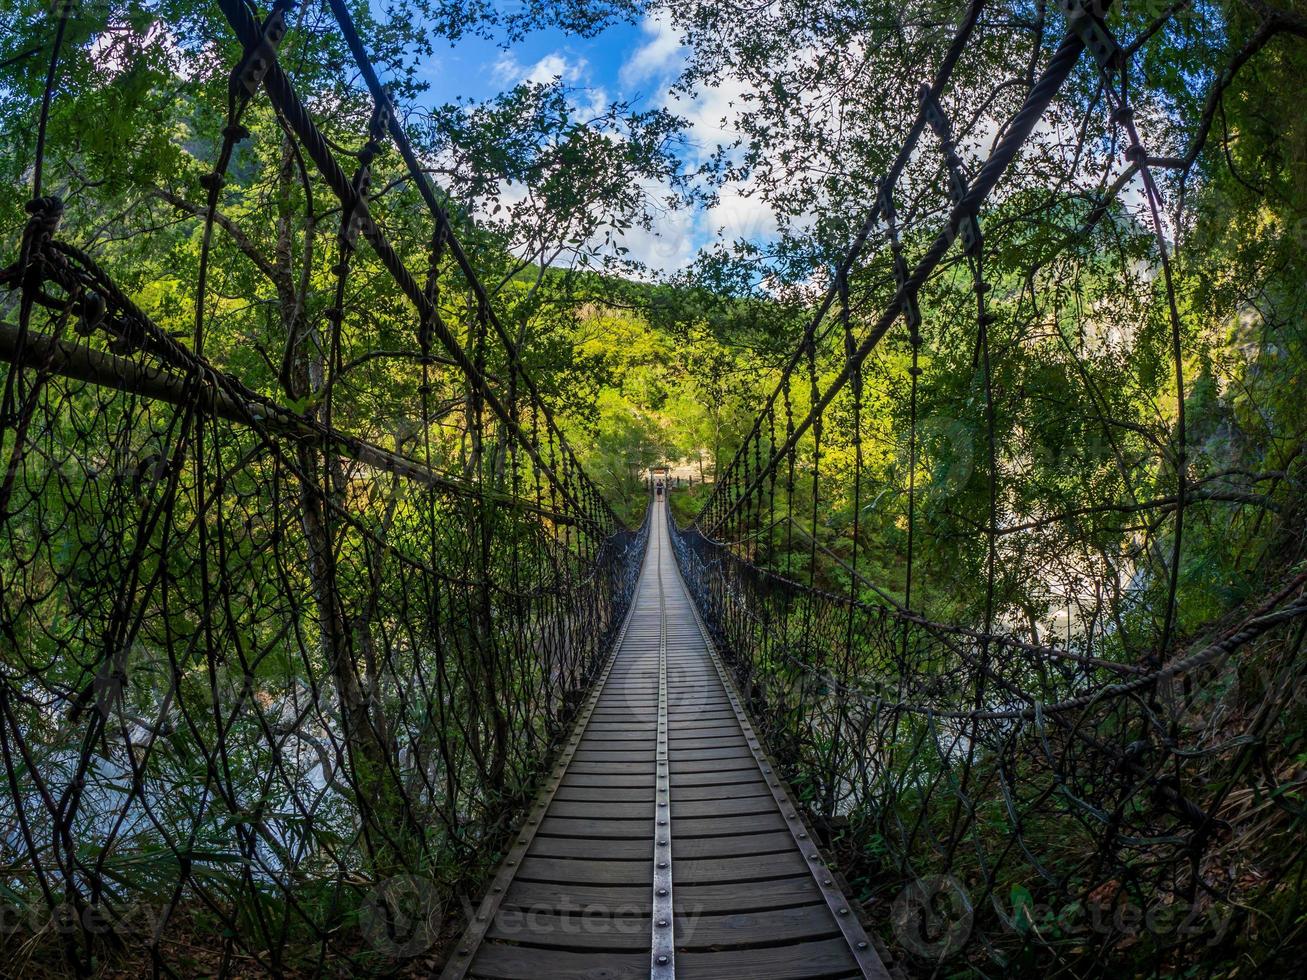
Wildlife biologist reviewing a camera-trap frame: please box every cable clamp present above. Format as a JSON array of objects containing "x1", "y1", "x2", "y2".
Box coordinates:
[
  {"x1": 233, "y1": 4, "x2": 290, "y2": 96},
  {"x1": 885, "y1": 237, "x2": 921, "y2": 333},
  {"x1": 919, "y1": 88, "x2": 980, "y2": 256},
  {"x1": 918, "y1": 86, "x2": 952, "y2": 143},
  {"x1": 342, "y1": 165, "x2": 373, "y2": 246},
  {"x1": 877, "y1": 180, "x2": 897, "y2": 224},
  {"x1": 1059, "y1": 0, "x2": 1120, "y2": 71}
]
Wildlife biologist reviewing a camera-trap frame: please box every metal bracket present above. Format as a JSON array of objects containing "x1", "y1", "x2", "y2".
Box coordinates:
[
  {"x1": 1060, "y1": 0, "x2": 1120, "y2": 70},
  {"x1": 894, "y1": 250, "x2": 922, "y2": 334},
  {"x1": 919, "y1": 86, "x2": 952, "y2": 143},
  {"x1": 341, "y1": 101, "x2": 392, "y2": 246},
  {"x1": 917, "y1": 87, "x2": 981, "y2": 257},
  {"x1": 956, "y1": 212, "x2": 982, "y2": 256},
  {"x1": 879, "y1": 184, "x2": 922, "y2": 334},
  {"x1": 231, "y1": 3, "x2": 291, "y2": 97},
  {"x1": 342, "y1": 172, "x2": 372, "y2": 246}
]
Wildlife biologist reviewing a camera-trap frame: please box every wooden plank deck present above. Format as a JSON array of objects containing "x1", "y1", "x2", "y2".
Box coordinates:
[{"x1": 443, "y1": 504, "x2": 890, "y2": 979}]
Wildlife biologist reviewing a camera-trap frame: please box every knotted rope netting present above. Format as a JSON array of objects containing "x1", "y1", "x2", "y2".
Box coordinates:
[
  {"x1": 1, "y1": 1, "x2": 646, "y2": 972},
  {"x1": 672, "y1": 0, "x2": 1307, "y2": 971}
]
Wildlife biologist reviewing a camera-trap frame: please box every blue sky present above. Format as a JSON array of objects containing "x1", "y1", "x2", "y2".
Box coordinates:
[
  {"x1": 414, "y1": 17, "x2": 656, "y2": 107},
  {"x1": 399, "y1": 8, "x2": 775, "y2": 271}
]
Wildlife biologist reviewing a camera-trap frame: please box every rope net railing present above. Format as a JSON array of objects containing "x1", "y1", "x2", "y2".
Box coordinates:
[
  {"x1": 674, "y1": 0, "x2": 1307, "y2": 972},
  {"x1": 0, "y1": 1, "x2": 647, "y2": 973}
]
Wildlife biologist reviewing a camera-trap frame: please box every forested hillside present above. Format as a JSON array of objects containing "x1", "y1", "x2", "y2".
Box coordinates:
[{"x1": 2, "y1": 0, "x2": 1307, "y2": 976}]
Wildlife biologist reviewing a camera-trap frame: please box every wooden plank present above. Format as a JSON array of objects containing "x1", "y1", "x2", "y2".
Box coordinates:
[
  {"x1": 669, "y1": 717, "x2": 735, "y2": 726},
  {"x1": 668, "y1": 721, "x2": 738, "y2": 731},
  {"x1": 501, "y1": 881, "x2": 649, "y2": 913},
  {"x1": 517, "y1": 856, "x2": 651, "y2": 886},
  {"x1": 552, "y1": 785, "x2": 654, "y2": 802},
  {"x1": 672, "y1": 769, "x2": 765, "y2": 787},
  {"x1": 674, "y1": 876, "x2": 824, "y2": 914},
  {"x1": 567, "y1": 761, "x2": 656, "y2": 774},
  {"x1": 673, "y1": 850, "x2": 810, "y2": 885},
  {"x1": 672, "y1": 830, "x2": 797, "y2": 860},
  {"x1": 676, "y1": 938, "x2": 859, "y2": 979},
  {"x1": 468, "y1": 942, "x2": 648, "y2": 980},
  {"x1": 537, "y1": 816, "x2": 653, "y2": 839},
  {"x1": 673, "y1": 795, "x2": 776, "y2": 818},
  {"x1": 672, "y1": 780, "x2": 770, "y2": 801},
  {"x1": 485, "y1": 911, "x2": 652, "y2": 950},
  {"x1": 677, "y1": 903, "x2": 844, "y2": 950},
  {"x1": 671, "y1": 812, "x2": 788, "y2": 837},
  {"x1": 573, "y1": 745, "x2": 656, "y2": 755},
  {"x1": 532, "y1": 835, "x2": 649, "y2": 861},
  {"x1": 665, "y1": 746, "x2": 759, "y2": 761},
  {"x1": 549, "y1": 800, "x2": 650, "y2": 819},
  {"x1": 562, "y1": 772, "x2": 655, "y2": 788},
  {"x1": 669, "y1": 760, "x2": 763, "y2": 776},
  {"x1": 666, "y1": 737, "x2": 750, "y2": 751}
]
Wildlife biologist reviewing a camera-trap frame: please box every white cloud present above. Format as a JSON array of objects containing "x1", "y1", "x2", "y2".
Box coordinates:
[
  {"x1": 528, "y1": 53, "x2": 583, "y2": 85},
  {"x1": 678, "y1": 73, "x2": 751, "y2": 162},
  {"x1": 707, "y1": 187, "x2": 778, "y2": 242},
  {"x1": 616, "y1": 217, "x2": 697, "y2": 273},
  {"x1": 619, "y1": 11, "x2": 684, "y2": 88},
  {"x1": 489, "y1": 49, "x2": 611, "y2": 120},
  {"x1": 494, "y1": 51, "x2": 586, "y2": 87},
  {"x1": 612, "y1": 177, "x2": 698, "y2": 274}
]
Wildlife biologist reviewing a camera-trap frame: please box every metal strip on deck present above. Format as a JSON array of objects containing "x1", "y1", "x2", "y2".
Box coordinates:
[
  {"x1": 444, "y1": 502, "x2": 891, "y2": 979},
  {"x1": 651, "y1": 535, "x2": 675, "y2": 977}
]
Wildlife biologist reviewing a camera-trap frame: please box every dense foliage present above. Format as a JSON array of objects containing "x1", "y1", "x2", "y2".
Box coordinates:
[{"x1": 2, "y1": 0, "x2": 1306, "y2": 975}]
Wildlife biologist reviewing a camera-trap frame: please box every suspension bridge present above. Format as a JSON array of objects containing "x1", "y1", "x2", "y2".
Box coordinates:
[
  {"x1": 444, "y1": 502, "x2": 887, "y2": 979},
  {"x1": 3, "y1": 0, "x2": 1305, "y2": 977}
]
